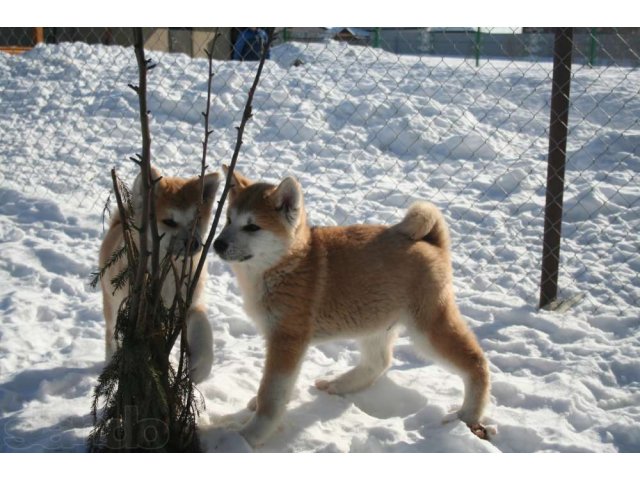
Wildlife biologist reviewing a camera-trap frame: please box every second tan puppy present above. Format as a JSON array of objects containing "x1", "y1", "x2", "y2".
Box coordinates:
[
  {"x1": 214, "y1": 167, "x2": 490, "y2": 446},
  {"x1": 99, "y1": 166, "x2": 220, "y2": 384}
]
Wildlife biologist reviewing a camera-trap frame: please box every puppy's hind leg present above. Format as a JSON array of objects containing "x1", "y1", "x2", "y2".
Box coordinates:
[
  {"x1": 409, "y1": 301, "x2": 490, "y2": 438},
  {"x1": 316, "y1": 327, "x2": 398, "y2": 395}
]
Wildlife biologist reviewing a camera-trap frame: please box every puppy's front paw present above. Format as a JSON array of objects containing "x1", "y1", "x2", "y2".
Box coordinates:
[
  {"x1": 186, "y1": 307, "x2": 213, "y2": 384},
  {"x1": 468, "y1": 423, "x2": 489, "y2": 440},
  {"x1": 239, "y1": 414, "x2": 276, "y2": 447}
]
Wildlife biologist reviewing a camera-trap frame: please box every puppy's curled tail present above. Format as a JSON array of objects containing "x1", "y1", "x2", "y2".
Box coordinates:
[{"x1": 395, "y1": 201, "x2": 450, "y2": 250}]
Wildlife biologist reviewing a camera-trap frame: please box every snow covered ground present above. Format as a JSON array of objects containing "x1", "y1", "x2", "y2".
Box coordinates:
[{"x1": 0, "y1": 40, "x2": 639, "y2": 453}]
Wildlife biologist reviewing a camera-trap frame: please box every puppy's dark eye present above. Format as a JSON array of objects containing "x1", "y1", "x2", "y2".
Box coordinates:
[
  {"x1": 162, "y1": 219, "x2": 178, "y2": 228},
  {"x1": 242, "y1": 224, "x2": 261, "y2": 232}
]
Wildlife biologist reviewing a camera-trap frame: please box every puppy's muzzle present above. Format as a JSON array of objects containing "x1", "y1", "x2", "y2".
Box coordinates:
[
  {"x1": 169, "y1": 235, "x2": 202, "y2": 257},
  {"x1": 213, "y1": 237, "x2": 253, "y2": 262},
  {"x1": 185, "y1": 237, "x2": 202, "y2": 256}
]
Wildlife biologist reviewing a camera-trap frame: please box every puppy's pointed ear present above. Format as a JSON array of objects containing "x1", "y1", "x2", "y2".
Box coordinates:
[
  {"x1": 202, "y1": 171, "x2": 221, "y2": 203},
  {"x1": 222, "y1": 164, "x2": 252, "y2": 201},
  {"x1": 132, "y1": 166, "x2": 162, "y2": 208},
  {"x1": 270, "y1": 177, "x2": 303, "y2": 226}
]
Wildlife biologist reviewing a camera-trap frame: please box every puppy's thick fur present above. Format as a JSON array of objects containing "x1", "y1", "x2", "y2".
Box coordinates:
[
  {"x1": 99, "y1": 167, "x2": 220, "y2": 383},
  {"x1": 214, "y1": 168, "x2": 490, "y2": 446}
]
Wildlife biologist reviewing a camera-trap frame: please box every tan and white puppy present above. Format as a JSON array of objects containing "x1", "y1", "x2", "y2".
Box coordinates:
[
  {"x1": 98, "y1": 166, "x2": 220, "y2": 384},
  {"x1": 214, "y1": 167, "x2": 490, "y2": 447}
]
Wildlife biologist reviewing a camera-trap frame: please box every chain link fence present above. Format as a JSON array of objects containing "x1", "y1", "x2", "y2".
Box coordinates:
[{"x1": 1, "y1": 27, "x2": 638, "y2": 323}]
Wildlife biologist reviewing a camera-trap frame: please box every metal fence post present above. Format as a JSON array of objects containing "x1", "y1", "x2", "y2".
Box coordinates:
[
  {"x1": 539, "y1": 27, "x2": 573, "y2": 310},
  {"x1": 373, "y1": 28, "x2": 381, "y2": 48},
  {"x1": 474, "y1": 28, "x2": 482, "y2": 66},
  {"x1": 34, "y1": 28, "x2": 44, "y2": 44},
  {"x1": 588, "y1": 28, "x2": 597, "y2": 67}
]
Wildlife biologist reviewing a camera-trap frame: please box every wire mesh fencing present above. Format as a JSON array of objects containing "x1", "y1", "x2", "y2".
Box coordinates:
[{"x1": 0, "y1": 27, "x2": 638, "y2": 323}]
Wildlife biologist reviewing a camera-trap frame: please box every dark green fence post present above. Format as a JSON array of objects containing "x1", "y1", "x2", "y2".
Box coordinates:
[
  {"x1": 474, "y1": 28, "x2": 482, "y2": 67},
  {"x1": 373, "y1": 27, "x2": 381, "y2": 48},
  {"x1": 588, "y1": 28, "x2": 597, "y2": 67}
]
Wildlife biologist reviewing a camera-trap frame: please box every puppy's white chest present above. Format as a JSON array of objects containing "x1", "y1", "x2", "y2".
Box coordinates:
[{"x1": 233, "y1": 265, "x2": 274, "y2": 335}]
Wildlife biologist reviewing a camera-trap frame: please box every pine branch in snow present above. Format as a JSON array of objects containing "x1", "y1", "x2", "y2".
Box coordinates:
[
  {"x1": 88, "y1": 28, "x2": 201, "y2": 453},
  {"x1": 89, "y1": 26, "x2": 274, "y2": 453},
  {"x1": 89, "y1": 245, "x2": 126, "y2": 290}
]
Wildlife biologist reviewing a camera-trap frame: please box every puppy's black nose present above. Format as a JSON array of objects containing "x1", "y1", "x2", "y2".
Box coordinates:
[{"x1": 213, "y1": 238, "x2": 228, "y2": 254}]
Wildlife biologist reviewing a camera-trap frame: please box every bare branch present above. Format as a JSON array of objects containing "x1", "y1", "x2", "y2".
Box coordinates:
[
  {"x1": 182, "y1": 30, "x2": 221, "y2": 298},
  {"x1": 128, "y1": 28, "x2": 164, "y2": 329},
  {"x1": 200, "y1": 31, "x2": 221, "y2": 196},
  {"x1": 189, "y1": 28, "x2": 275, "y2": 300}
]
